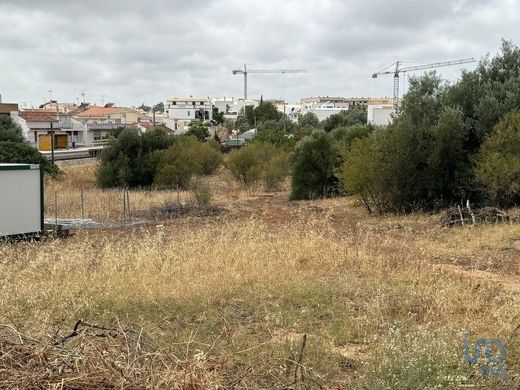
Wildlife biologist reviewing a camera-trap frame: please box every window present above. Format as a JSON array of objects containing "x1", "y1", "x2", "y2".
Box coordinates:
[
  {"x1": 172, "y1": 102, "x2": 176, "y2": 105},
  {"x1": 187, "y1": 111, "x2": 190, "y2": 116},
  {"x1": 200, "y1": 102, "x2": 204, "y2": 105}
]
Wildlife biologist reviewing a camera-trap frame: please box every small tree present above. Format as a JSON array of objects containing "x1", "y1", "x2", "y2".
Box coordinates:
[
  {"x1": 337, "y1": 135, "x2": 384, "y2": 213},
  {"x1": 155, "y1": 137, "x2": 204, "y2": 189},
  {"x1": 155, "y1": 136, "x2": 222, "y2": 189},
  {"x1": 0, "y1": 116, "x2": 25, "y2": 143},
  {"x1": 297, "y1": 112, "x2": 320, "y2": 129},
  {"x1": 212, "y1": 107, "x2": 225, "y2": 124},
  {"x1": 226, "y1": 144, "x2": 263, "y2": 186},
  {"x1": 0, "y1": 141, "x2": 59, "y2": 176},
  {"x1": 290, "y1": 130, "x2": 339, "y2": 200},
  {"x1": 226, "y1": 142, "x2": 289, "y2": 190},
  {"x1": 185, "y1": 121, "x2": 209, "y2": 141},
  {"x1": 0, "y1": 116, "x2": 59, "y2": 176},
  {"x1": 476, "y1": 112, "x2": 520, "y2": 207}
]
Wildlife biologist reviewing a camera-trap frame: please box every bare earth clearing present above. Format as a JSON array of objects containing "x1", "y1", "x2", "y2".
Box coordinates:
[{"x1": 0, "y1": 164, "x2": 519, "y2": 389}]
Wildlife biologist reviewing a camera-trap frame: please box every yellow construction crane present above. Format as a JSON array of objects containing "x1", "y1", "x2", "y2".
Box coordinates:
[
  {"x1": 372, "y1": 58, "x2": 476, "y2": 105},
  {"x1": 232, "y1": 64, "x2": 308, "y2": 100}
]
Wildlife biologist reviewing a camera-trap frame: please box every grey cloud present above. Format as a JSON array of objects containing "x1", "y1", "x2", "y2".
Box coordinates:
[{"x1": 0, "y1": 0, "x2": 518, "y2": 106}]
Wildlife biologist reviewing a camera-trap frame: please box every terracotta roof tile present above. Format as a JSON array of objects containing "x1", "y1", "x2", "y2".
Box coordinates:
[
  {"x1": 19, "y1": 109, "x2": 58, "y2": 122},
  {"x1": 76, "y1": 107, "x2": 119, "y2": 117}
]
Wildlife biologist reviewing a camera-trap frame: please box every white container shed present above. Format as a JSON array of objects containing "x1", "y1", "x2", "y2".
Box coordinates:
[{"x1": 0, "y1": 164, "x2": 44, "y2": 237}]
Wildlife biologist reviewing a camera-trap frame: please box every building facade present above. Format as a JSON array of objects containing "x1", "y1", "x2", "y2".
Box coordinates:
[{"x1": 164, "y1": 97, "x2": 213, "y2": 133}]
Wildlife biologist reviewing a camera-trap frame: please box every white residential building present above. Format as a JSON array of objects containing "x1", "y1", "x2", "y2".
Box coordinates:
[
  {"x1": 164, "y1": 97, "x2": 213, "y2": 133},
  {"x1": 367, "y1": 104, "x2": 395, "y2": 126},
  {"x1": 211, "y1": 97, "x2": 258, "y2": 120}
]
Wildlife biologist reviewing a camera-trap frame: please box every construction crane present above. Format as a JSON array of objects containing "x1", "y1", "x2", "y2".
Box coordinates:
[
  {"x1": 232, "y1": 64, "x2": 308, "y2": 100},
  {"x1": 372, "y1": 58, "x2": 476, "y2": 105}
]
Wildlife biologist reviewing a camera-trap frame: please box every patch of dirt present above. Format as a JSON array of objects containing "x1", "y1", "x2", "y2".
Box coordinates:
[{"x1": 435, "y1": 263, "x2": 520, "y2": 293}]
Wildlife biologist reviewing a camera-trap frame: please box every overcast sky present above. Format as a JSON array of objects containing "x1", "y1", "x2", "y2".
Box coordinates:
[{"x1": 0, "y1": 0, "x2": 518, "y2": 107}]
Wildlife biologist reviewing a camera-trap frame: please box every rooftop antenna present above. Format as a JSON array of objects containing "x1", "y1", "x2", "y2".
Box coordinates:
[
  {"x1": 79, "y1": 91, "x2": 86, "y2": 104},
  {"x1": 100, "y1": 94, "x2": 106, "y2": 106},
  {"x1": 48, "y1": 90, "x2": 53, "y2": 102}
]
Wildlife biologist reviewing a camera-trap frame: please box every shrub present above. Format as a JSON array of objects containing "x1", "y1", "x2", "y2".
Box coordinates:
[
  {"x1": 337, "y1": 135, "x2": 384, "y2": 213},
  {"x1": 297, "y1": 112, "x2": 320, "y2": 129},
  {"x1": 262, "y1": 148, "x2": 290, "y2": 191},
  {"x1": 185, "y1": 121, "x2": 209, "y2": 141},
  {"x1": 0, "y1": 116, "x2": 25, "y2": 143},
  {"x1": 321, "y1": 106, "x2": 367, "y2": 132},
  {"x1": 476, "y1": 112, "x2": 520, "y2": 207},
  {"x1": 253, "y1": 127, "x2": 295, "y2": 150},
  {"x1": 226, "y1": 142, "x2": 289, "y2": 191},
  {"x1": 198, "y1": 142, "x2": 223, "y2": 175},
  {"x1": 155, "y1": 137, "x2": 222, "y2": 189},
  {"x1": 190, "y1": 178, "x2": 212, "y2": 207},
  {"x1": 155, "y1": 137, "x2": 204, "y2": 189},
  {"x1": 96, "y1": 127, "x2": 174, "y2": 188},
  {"x1": 329, "y1": 124, "x2": 374, "y2": 148},
  {"x1": 290, "y1": 130, "x2": 339, "y2": 200},
  {"x1": 0, "y1": 141, "x2": 59, "y2": 176},
  {"x1": 226, "y1": 144, "x2": 264, "y2": 186}
]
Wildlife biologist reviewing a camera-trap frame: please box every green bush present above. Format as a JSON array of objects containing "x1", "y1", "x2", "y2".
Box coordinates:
[
  {"x1": 154, "y1": 136, "x2": 222, "y2": 189},
  {"x1": 476, "y1": 112, "x2": 520, "y2": 207},
  {"x1": 195, "y1": 140, "x2": 223, "y2": 175},
  {"x1": 297, "y1": 112, "x2": 320, "y2": 128},
  {"x1": 226, "y1": 144, "x2": 264, "y2": 186},
  {"x1": 226, "y1": 142, "x2": 289, "y2": 191},
  {"x1": 0, "y1": 141, "x2": 60, "y2": 176},
  {"x1": 253, "y1": 127, "x2": 295, "y2": 150},
  {"x1": 321, "y1": 106, "x2": 367, "y2": 132},
  {"x1": 185, "y1": 121, "x2": 209, "y2": 141},
  {"x1": 0, "y1": 116, "x2": 59, "y2": 176},
  {"x1": 0, "y1": 116, "x2": 25, "y2": 143},
  {"x1": 262, "y1": 148, "x2": 289, "y2": 191},
  {"x1": 290, "y1": 130, "x2": 339, "y2": 200},
  {"x1": 96, "y1": 127, "x2": 174, "y2": 188},
  {"x1": 337, "y1": 135, "x2": 385, "y2": 213}
]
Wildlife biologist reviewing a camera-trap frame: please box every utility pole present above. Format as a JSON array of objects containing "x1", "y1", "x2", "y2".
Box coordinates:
[{"x1": 49, "y1": 99, "x2": 58, "y2": 164}]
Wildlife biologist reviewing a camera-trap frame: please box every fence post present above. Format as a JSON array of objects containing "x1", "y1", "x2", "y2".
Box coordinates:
[
  {"x1": 80, "y1": 188, "x2": 85, "y2": 219},
  {"x1": 123, "y1": 187, "x2": 126, "y2": 219},
  {"x1": 54, "y1": 191, "x2": 58, "y2": 232},
  {"x1": 126, "y1": 186, "x2": 131, "y2": 219}
]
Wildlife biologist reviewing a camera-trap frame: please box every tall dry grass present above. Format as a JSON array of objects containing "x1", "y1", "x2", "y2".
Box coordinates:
[{"x1": 1, "y1": 207, "x2": 519, "y2": 388}]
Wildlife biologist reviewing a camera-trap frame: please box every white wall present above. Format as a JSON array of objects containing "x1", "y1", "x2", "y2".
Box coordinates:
[
  {"x1": 367, "y1": 105, "x2": 395, "y2": 125},
  {"x1": 0, "y1": 166, "x2": 42, "y2": 236}
]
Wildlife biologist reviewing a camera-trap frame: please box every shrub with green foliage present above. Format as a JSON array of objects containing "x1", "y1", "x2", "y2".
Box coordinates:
[
  {"x1": 0, "y1": 116, "x2": 25, "y2": 143},
  {"x1": 185, "y1": 121, "x2": 209, "y2": 141},
  {"x1": 476, "y1": 112, "x2": 520, "y2": 207},
  {"x1": 226, "y1": 142, "x2": 289, "y2": 191},
  {"x1": 154, "y1": 136, "x2": 222, "y2": 189},
  {"x1": 297, "y1": 112, "x2": 320, "y2": 129},
  {"x1": 321, "y1": 106, "x2": 367, "y2": 132},
  {"x1": 96, "y1": 127, "x2": 173, "y2": 188},
  {"x1": 0, "y1": 116, "x2": 59, "y2": 176},
  {"x1": 0, "y1": 141, "x2": 60, "y2": 176},
  {"x1": 337, "y1": 135, "x2": 384, "y2": 213},
  {"x1": 290, "y1": 130, "x2": 339, "y2": 200},
  {"x1": 253, "y1": 128, "x2": 295, "y2": 150}
]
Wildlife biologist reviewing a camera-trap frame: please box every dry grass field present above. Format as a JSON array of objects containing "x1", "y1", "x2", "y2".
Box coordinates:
[{"x1": 0, "y1": 163, "x2": 519, "y2": 388}]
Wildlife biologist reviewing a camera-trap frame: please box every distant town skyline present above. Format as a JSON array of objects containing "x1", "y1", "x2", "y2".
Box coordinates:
[{"x1": 0, "y1": 0, "x2": 518, "y2": 107}]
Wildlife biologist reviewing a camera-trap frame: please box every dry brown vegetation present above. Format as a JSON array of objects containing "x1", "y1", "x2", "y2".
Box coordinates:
[{"x1": 0, "y1": 163, "x2": 519, "y2": 388}]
